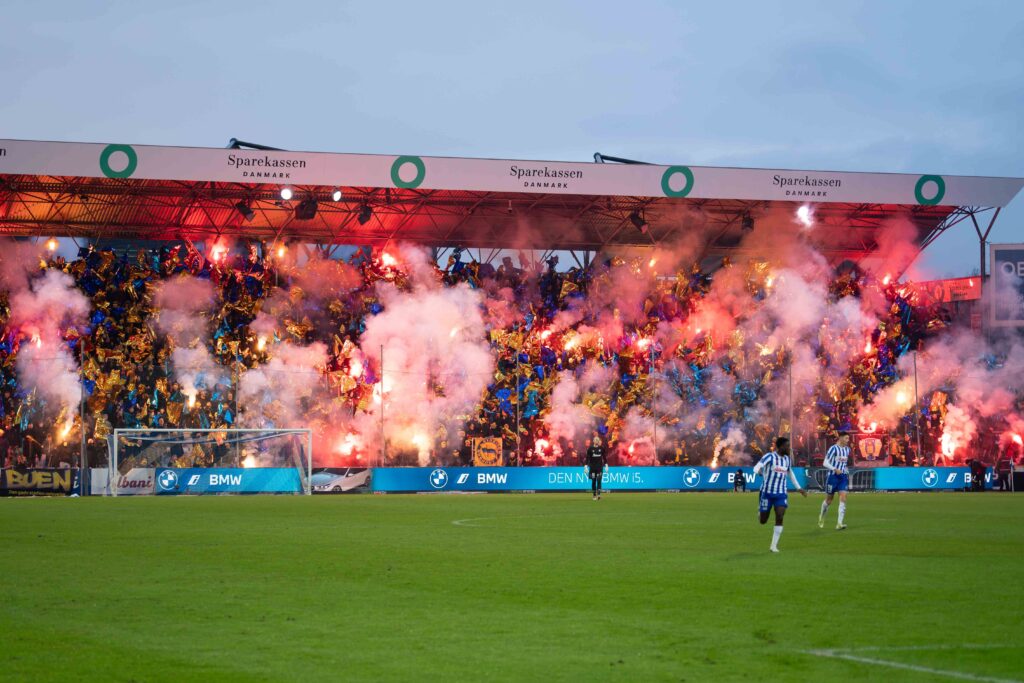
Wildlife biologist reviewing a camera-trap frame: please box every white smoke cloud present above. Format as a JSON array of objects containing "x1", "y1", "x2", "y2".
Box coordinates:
[
  {"x1": 238, "y1": 341, "x2": 329, "y2": 428},
  {"x1": 352, "y1": 246, "x2": 494, "y2": 465},
  {"x1": 8, "y1": 269, "x2": 90, "y2": 427},
  {"x1": 153, "y1": 275, "x2": 222, "y2": 398}
]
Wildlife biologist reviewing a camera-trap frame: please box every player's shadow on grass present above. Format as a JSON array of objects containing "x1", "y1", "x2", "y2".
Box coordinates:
[{"x1": 724, "y1": 552, "x2": 762, "y2": 560}]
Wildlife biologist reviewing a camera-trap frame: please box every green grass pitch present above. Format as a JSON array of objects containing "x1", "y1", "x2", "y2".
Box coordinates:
[{"x1": 2, "y1": 492, "x2": 1022, "y2": 682}]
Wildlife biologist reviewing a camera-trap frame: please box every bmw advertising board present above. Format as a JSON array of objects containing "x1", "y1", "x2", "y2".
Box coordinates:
[
  {"x1": 371, "y1": 466, "x2": 806, "y2": 493},
  {"x1": 873, "y1": 467, "x2": 993, "y2": 491},
  {"x1": 154, "y1": 468, "x2": 303, "y2": 495}
]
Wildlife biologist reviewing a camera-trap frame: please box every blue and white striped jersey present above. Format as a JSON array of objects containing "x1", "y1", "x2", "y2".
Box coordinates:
[
  {"x1": 825, "y1": 444, "x2": 851, "y2": 474},
  {"x1": 754, "y1": 452, "x2": 795, "y2": 495}
]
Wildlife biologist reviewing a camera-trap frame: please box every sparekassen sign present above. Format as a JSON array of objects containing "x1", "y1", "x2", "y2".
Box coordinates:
[{"x1": 1, "y1": 139, "x2": 1021, "y2": 206}]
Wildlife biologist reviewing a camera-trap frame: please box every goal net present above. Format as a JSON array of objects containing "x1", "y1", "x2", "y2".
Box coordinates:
[{"x1": 103, "y1": 428, "x2": 312, "y2": 496}]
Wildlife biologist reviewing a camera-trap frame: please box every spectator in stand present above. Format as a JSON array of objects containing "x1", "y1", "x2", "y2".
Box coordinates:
[
  {"x1": 457, "y1": 429, "x2": 471, "y2": 466},
  {"x1": 996, "y1": 456, "x2": 1012, "y2": 491},
  {"x1": 969, "y1": 459, "x2": 986, "y2": 492},
  {"x1": 733, "y1": 468, "x2": 746, "y2": 492}
]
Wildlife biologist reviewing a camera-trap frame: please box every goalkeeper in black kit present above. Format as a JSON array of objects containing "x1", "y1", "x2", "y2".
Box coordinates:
[{"x1": 585, "y1": 435, "x2": 607, "y2": 500}]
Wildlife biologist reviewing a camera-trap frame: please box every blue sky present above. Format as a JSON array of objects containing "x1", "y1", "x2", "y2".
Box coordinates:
[{"x1": 3, "y1": 0, "x2": 1021, "y2": 276}]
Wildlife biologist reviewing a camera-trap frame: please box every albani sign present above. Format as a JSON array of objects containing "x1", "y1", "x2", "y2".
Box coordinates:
[
  {"x1": 1, "y1": 139, "x2": 1022, "y2": 206},
  {"x1": 90, "y1": 467, "x2": 155, "y2": 495}
]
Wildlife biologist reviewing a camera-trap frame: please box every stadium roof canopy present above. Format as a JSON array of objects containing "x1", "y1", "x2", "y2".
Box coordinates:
[{"x1": 1, "y1": 138, "x2": 1021, "y2": 266}]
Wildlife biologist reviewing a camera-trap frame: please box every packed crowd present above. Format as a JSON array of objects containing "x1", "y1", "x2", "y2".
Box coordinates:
[{"x1": 0, "y1": 237, "x2": 1021, "y2": 471}]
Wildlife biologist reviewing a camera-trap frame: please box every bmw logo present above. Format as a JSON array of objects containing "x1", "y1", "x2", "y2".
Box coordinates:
[
  {"x1": 921, "y1": 468, "x2": 938, "y2": 488},
  {"x1": 682, "y1": 468, "x2": 701, "y2": 488},
  {"x1": 157, "y1": 469, "x2": 179, "y2": 491},
  {"x1": 429, "y1": 469, "x2": 449, "y2": 489}
]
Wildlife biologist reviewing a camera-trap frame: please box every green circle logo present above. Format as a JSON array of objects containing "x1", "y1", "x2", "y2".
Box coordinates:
[
  {"x1": 915, "y1": 175, "x2": 945, "y2": 205},
  {"x1": 390, "y1": 156, "x2": 425, "y2": 189},
  {"x1": 661, "y1": 165, "x2": 694, "y2": 197},
  {"x1": 99, "y1": 144, "x2": 138, "y2": 178}
]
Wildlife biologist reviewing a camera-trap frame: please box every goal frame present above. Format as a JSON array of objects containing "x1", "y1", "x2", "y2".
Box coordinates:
[{"x1": 110, "y1": 428, "x2": 313, "y2": 496}]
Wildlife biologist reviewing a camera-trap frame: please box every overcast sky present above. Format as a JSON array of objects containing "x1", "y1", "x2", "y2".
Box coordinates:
[{"x1": 3, "y1": 0, "x2": 1021, "y2": 277}]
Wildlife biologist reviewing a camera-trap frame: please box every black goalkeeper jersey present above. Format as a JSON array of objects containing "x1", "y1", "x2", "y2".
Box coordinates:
[{"x1": 586, "y1": 446, "x2": 606, "y2": 471}]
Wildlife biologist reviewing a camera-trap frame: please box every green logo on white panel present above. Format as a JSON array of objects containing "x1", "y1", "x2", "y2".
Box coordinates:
[
  {"x1": 391, "y1": 156, "x2": 425, "y2": 189},
  {"x1": 661, "y1": 166, "x2": 694, "y2": 197},
  {"x1": 99, "y1": 144, "x2": 138, "y2": 178},
  {"x1": 915, "y1": 175, "x2": 945, "y2": 205}
]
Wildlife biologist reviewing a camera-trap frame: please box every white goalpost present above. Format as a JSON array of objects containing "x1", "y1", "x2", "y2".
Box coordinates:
[{"x1": 106, "y1": 428, "x2": 313, "y2": 496}]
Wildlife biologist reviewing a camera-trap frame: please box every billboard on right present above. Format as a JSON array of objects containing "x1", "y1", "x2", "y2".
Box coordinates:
[{"x1": 990, "y1": 244, "x2": 1024, "y2": 327}]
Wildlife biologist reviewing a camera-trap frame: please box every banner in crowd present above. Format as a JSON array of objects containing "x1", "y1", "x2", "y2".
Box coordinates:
[
  {"x1": 472, "y1": 438, "x2": 503, "y2": 467},
  {"x1": 0, "y1": 468, "x2": 78, "y2": 494},
  {"x1": 907, "y1": 276, "x2": 981, "y2": 304},
  {"x1": 154, "y1": 468, "x2": 303, "y2": 495},
  {"x1": 370, "y1": 466, "x2": 805, "y2": 493},
  {"x1": 90, "y1": 467, "x2": 155, "y2": 495},
  {"x1": 872, "y1": 467, "x2": 993, "y2": 490},
  {"x1": 856, "y1": 436, "x2": 885, "y2": 461}
]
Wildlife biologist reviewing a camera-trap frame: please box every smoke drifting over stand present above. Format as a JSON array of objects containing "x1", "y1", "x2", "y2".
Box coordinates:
[{"x1": 0, "y1": 216, "x2": 1021, "y2": 470}]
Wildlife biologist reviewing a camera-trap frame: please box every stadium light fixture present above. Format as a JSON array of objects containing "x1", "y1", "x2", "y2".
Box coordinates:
[
  {"x1": 332, "y1": 188, "x2": 343, "y2": 202},
  {"x1": 234, "y1": 201, "x2": 255, "y2": 221},
  {"x1": 796, "y1": 204, "x2": 813, "y2": 228},
  {"x1": 629, "y1": 210, "x2": 648, "y2": 234},
  {"x1": 280, "y1": 186, "x2": 294, "y2": 201},
  {"x1": 357, "y1": 204, "x2": 373, "y2": 225},
  {"x1": 295, "y1": 197, "x2": 318, "y2": 220}
]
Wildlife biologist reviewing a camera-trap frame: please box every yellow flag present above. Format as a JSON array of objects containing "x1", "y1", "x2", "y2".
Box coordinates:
[{"x1": 472, "y1": 438, "x2": 503, "y2": 467}]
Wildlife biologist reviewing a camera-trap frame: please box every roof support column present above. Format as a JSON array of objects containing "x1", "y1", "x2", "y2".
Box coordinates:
[{"x1": 970, "y1": 207, "x2": 1001, "y2": 280}]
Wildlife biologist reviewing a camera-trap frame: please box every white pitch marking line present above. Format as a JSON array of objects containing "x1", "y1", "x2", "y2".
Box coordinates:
[
  {"x1": 849, "y1": 644, "x2": 1020, "y2": 653},
  {"x1": 451, "y1": 511, "x2": 645, "y2": 527},
  {"x1": 804, "y1": 648, "x2": 1022, "y2": 683},
  {"x1": 451, "y1": 513, "x2": 556, "y2": 527},
  {"x1": 451, "y1": 517, "x2": 490, "y2": 527},
  {"x1": 452, "y1": 512, "x2": 596, "y2": 527}
]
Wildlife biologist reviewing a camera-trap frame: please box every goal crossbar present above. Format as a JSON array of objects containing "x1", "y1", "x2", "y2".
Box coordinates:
[{"x1": 110, "y1": 428, "x2": 313, "y2": 496}]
